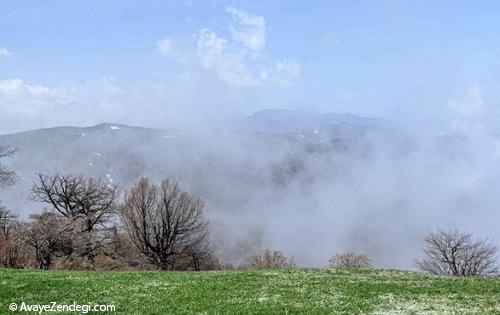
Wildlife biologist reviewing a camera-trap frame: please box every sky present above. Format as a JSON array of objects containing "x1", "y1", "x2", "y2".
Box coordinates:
[{"x1": 2, "y1": 0, "x2": 500, "y2": 133}]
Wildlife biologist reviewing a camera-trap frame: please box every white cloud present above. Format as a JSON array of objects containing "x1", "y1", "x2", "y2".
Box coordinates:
[
  {"x1": 260, "y1": 60, "x2": 301, "y2": 86},
  {"x1": 157, "y1": 7, "x2": 300, "y2": 87},
  {"x1": 0, "y1": 79, "x2": 124, "y2": 132},
  {"x1": 196, "y1": 29, "x2": 229, "y2": 69},
  {"x1": 156, "y1": 37, "x2": 188, "y2": 63},
  {"x1": 0, "y1": 47, "x2": 12, "y2": 57},
  {"x1": 157, "y1": 38, "x2": 176, "y2": 56},
  {"x1": 0, "y1": 79, "x2": 62, "y2": 101},
  {"x1": 446, "y1": 85, "x2": 486, "y2": 135},
  {"x1": 0, "y1": 76, "x2": 268, "y2": 134},
  {"x1": 0, "y1": 79, "x2": 74, "y2": 134},
  {"x1": 0, "y1": 9, "x2": 302, "y2": 134},
  {"x1": 226, "y1": 7, "x2": 266, "y2": 52},
  {"x1": 196, "y1": 28, "x2": 259, "y2": 87}
]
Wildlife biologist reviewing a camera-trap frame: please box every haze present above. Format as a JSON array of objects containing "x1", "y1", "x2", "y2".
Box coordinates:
[{"x1": 1, "y1": 1, "x2": 499, "y2": 269}]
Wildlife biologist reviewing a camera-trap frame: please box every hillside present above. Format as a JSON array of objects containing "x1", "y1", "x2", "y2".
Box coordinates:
[
  {"x1": 0, "y1": 111, "x2": 413, "y2": 268},
  {"x1": 1, "y1": 110, "x2": 494, "y2": 270},
  {"x1": 0, "y1": 268, "x2": 499, "y2": 314},
  {"x1": 0, "y1": 110, "x2": 393, "y2": 216}
]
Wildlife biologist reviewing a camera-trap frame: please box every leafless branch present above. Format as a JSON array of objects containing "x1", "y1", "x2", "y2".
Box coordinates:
[{"x1": 415, "y1": 229, "x2": 499, "y2": 276}]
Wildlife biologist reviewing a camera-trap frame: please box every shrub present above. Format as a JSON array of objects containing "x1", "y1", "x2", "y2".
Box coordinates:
[
  {"x1": 245, "y1": 249, "x2": 296, "y2": 269},
  {"x1": 328, "y1": 252, "x2": 372, "y2": 269}
]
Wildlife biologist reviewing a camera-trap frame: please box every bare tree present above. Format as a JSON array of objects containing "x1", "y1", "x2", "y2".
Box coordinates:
[
  {"x1": 245, "y1": 249, "x2": 296, "y2": 269},
  {"x1": 416, "y1": 229, "x2": 499, "y2": 277},
  {"x1": 121, "y1": 178, "x2": 210, "y2": 270},
  {"x1": 0, "y1": 146, "x2": 16, "y2": 189},
  {"x1": 29, "y1": 173, "x2": 119, "y2": 265},
  {"x1": 0, "y1": 148, "x2": 22, "y2": 267},
  {"x1": 22, "y1": 211, "x2": 72, "y2": 270},
  {"x1": 0, "y1": 221, "x2": 31, "y2": 269},
  {"x1": 0, "y1": 203, "x2": 18, "y2": 239},
  {"x1": 0, "y1": 204, "x2": 27, "y2": 268},
  {"x1": 30, "y1": 173, "x2": 119, "y2": 232},
  {"x1": 328, "y1": 252, "x2": 372, "y2": 269}
]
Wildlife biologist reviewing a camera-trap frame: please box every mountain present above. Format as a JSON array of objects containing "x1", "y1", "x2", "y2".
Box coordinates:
[
  {"x1": 229, "y1": 109, "x2": 394, "y2": 134},
  {"x1": 0, "y1": 111, "x2": 399, "y2": 216},
  {"x1": 0, "y1": 111, "x2": 420, "y2": 266},
  {"x1": 2, "y1": 110, "x2": 496, "y2": 269}
]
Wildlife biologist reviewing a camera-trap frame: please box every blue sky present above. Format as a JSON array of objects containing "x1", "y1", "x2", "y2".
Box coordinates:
[{"x1": 1, "y1": 0, "x2": 500, "y2": 133}]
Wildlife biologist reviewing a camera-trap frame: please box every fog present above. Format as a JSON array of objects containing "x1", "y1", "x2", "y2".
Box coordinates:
[
  {"x1": 1, "y1": 102, "x2": 499, "y2": 270},
  {"x1": 1, "y1": 2, "x2": 500, "y2": 270},
  {"x1": 199, "y1": 119, "x2": 500, "y2": 269}
]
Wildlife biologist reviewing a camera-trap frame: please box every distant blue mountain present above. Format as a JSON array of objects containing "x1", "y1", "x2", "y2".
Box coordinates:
[{"x1": 232, "y1": 109, "x2": 394, "y2": 133}]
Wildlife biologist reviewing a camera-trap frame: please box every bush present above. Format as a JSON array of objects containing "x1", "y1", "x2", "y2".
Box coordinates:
[
  {"x1": 328, "y1": 252, "x2": 372, "y2": 269},
  {"x1": 245, "y1": 249, "x2": 296, "y2": 269}
]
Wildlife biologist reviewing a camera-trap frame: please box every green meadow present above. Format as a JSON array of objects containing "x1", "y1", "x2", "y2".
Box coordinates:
[{"x1": 1, "y1": 268, "x2": 499, "y2": 314}]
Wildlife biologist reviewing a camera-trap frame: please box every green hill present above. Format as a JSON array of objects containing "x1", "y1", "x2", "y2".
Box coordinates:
[{"x1": 0, "y1": 268, "x2": 499, "y2": 314}]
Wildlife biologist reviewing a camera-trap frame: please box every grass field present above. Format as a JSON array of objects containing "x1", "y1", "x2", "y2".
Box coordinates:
[{"x1": 0, "y1": 268, "x2": 499, "y2": 314}]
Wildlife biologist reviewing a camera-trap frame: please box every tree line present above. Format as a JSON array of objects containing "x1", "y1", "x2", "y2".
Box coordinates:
[
  {"x1": 0, "y1": 146, "x2": 498, "y2": 275},
  {"x1": 1, "y1": 172, "x2": 220, "y2": 271}
]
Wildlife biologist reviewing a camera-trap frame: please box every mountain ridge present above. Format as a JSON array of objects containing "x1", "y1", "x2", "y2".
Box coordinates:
[{"x1": 0, "y1": 109, "x2": 394, "y2": 137}]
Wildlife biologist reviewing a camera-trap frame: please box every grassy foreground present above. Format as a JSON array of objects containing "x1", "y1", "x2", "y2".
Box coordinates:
[{"x1": 0, "y1": 268, "x2": 499, "y2": 314}]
